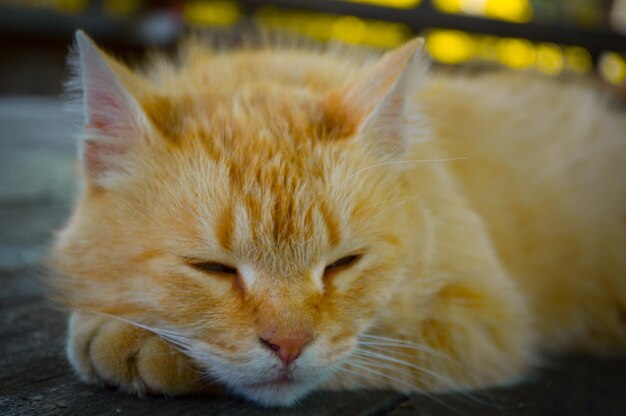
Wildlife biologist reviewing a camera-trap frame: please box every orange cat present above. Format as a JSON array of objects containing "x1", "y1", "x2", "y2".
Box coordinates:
[{"x1": 50, "y1": 30, "x2": 626, "y2": 407}]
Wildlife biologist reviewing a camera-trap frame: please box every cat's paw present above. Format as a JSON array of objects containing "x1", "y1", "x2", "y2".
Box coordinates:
[{"x1": 67, "y1": 311, "x2": 211, "y2": 396}]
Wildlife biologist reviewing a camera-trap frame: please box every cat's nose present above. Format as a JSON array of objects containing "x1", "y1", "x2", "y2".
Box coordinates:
[{"x1": 259, "y1": 335, "x2": 313, "y2": 366}]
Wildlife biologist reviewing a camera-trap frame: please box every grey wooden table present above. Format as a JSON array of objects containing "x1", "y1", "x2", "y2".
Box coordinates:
[{"x1": 1, "y1": 97, "x2": 625, "y2": 416}]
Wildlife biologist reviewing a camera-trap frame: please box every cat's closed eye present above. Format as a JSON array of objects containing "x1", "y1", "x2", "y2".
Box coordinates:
[
  {"x1": 324, "y1": 255, "x2": 361, "y2": 277},
  {"x1": 188, "y1": 261, "x2": 238, "y2": 276}
]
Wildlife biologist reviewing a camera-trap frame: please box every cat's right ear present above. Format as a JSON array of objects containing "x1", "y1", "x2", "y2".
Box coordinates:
[
  {"x1": 323, "y1": 39, "x2": 428, "y2": 158},
  {"x1": 70, "y1": 30, "x2": 153, "y2": 186}
]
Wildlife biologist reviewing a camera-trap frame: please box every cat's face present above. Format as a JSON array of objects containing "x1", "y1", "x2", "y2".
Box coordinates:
[{"x1": 54, "y1": 34, "x2": 425, "y2": 406}]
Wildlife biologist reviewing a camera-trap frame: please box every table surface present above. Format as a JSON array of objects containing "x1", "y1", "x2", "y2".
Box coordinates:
[{"x1": 1, "y1": 97, "x2": 625, "y2": 416}]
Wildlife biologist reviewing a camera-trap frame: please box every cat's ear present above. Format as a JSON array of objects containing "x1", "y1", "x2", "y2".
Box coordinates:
[
  {"x1": 70, "y1": 30, "x2": 153, "y2": 185},
  {"x1": 324, "y1": 38, "x2": 428, "y2": 157}
]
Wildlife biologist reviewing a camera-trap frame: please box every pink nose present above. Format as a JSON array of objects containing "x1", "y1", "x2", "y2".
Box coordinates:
[{"x1": 260, "y1": 335, "x2": 312, "y2": 366}]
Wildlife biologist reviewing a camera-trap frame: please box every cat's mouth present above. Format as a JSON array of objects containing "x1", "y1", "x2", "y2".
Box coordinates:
[
  {"x1": 244, "y1": 373, "x2": 298, "y2": 388},
  {"x1": 233, "y1": 371, "x2": 319, "y2": 407}
]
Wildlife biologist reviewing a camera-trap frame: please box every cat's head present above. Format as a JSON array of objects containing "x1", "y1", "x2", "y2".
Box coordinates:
[{"x1": 53, "y1": 31, "x2": 429, "y2": 406}]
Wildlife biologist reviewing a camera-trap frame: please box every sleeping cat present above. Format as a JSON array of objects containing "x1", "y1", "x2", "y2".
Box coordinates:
[{"x1": 50, "y1": 30, "x2": 626, "y2": 407}]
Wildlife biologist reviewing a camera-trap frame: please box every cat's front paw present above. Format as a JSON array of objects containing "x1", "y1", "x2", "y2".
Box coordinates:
[{"x1": 67, "y1": 312, "x2": 211, "y2": 396}]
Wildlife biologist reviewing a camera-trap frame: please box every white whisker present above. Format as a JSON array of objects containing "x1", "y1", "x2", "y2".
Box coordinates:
[
  {"x1": 349, "y1": 355, "x2": 417, "y2": 381},
  {"x1": 349, "y1": 157, "x2": 467, "y2": 179},
  {"x1": 359, "y1": 335, "x2": 450, "y2": 358},
  {"x1": 352, "y1": 349, "x2": 456, "y2": 387},
  {"x1": 358, "y1": 341, "x2": 454, "y2": 363},
  {"x1": 99, "y1": 313, "x2": 196, "y2": 352},
  {"x1": 343, "y1": 358, "x2": 477, "y2": 415},
  {"x1": 353, "y1": 347, "x2": 512, "y2": 410},
  {"x1": 342, "y1": 359, "x2": 418, "y2": 391},
  {"x1": 358, "y1": 344, "x2": 447, "y2": 365},
  {"x1": 369, "y1": 192, "x2": 430, "y2": 222}
]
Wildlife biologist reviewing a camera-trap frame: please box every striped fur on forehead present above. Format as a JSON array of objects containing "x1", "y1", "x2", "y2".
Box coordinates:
[
  {"x1": 167, "y1": 131, "x2": 406, "y2": 278},
  {"x1": 212, "y1": 166, "x2": 345, "y2": 272},
  {"x1": 152, "y1": 88, "x2": 370, "y2": 264}
]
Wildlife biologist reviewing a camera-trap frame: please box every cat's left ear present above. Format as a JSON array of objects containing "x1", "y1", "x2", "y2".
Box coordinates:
[{"x1": 324, "y1": 38, "x2": 428, "y2": 157}]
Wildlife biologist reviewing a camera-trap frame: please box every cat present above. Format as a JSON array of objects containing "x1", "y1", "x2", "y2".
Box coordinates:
[{"x1": 49, "y1": 30, "x2": 626, "y2": 407}]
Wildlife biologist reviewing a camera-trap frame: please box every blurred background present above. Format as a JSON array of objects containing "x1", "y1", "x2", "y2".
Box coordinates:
[{"x1": 1, "y1": 0, "x2": 626, "y2": 95}]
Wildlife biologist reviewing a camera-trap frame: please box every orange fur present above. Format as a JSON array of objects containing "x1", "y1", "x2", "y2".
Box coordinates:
[{"x1": 50, "y1": 31, "x2": 626, "y2": 407}]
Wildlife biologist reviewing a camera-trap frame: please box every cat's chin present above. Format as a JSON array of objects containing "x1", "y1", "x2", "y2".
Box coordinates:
[{"x1": 232, "y1": 378, "x2": 318, "y2": 407}]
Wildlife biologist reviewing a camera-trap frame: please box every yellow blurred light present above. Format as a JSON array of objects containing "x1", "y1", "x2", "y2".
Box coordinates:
[
  {"x1": 103, "y1": 0, "x2": 142, "y2": 16},
  {"x1": 347, "y1": 0, "x2": 421, "y2": 9},
  {"x1": 368, "y1": 21, "x2": 410, "y2": 47},
  {"x1": 184, "y1": 0, "x2": 240, "y2": 27},
  {"x1": 535, "y1": 43, "x2": 563, "y2": 75},
  {"x1": 497, "y1": 38, "x2": 535, "y2": 68},
  {"x1": 254, "y1": 7, "x2": 410, "y2": 48},
  {"x1": 458, "y1": 0, "x2": 486, "y2": 15},
  {"x1": 54, "y1": 0, "x2": 89, "y2": 13},
  {"x1": 332, "y1": 15, "x2": 368, "y2": 44},
  {"x1": 434, "y1": 0, "x2": 531, "y2": 22},
  {"x1": 432, "y1": 0, "x2": 461, "y2": 13},
  {"x1": 475, "y1": 35, "x2": 499, "y2": 61},
  {"x1": 565, "y1": 46, "x2": 592, "y2": 74},
  {"x1": 306, "y1": 15, "x2": 336, "y2": 40},
  {"x1": 301, "y1": 14, "x2": 334, "y2": 40},
  {"x1": 599, "y1": 52, "x2": 626, "y2": 85},
  {"x1": 575, "y1": 2, "x2": 602, "y2": 28},
  {"x1": 426, "y1": 30, "x2": 475, "y2": 64},
  {"x1": 484, "y1": 0, "x2": 532, "y2": 22}
]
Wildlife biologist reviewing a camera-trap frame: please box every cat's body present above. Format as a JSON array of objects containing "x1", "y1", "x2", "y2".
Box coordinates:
[
  {"x1": 424, "y1": 73, "x2": 626, "y2": 352},
  {"x1": 51, "y1": 32, "x2": 626, "y2": 407}
]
